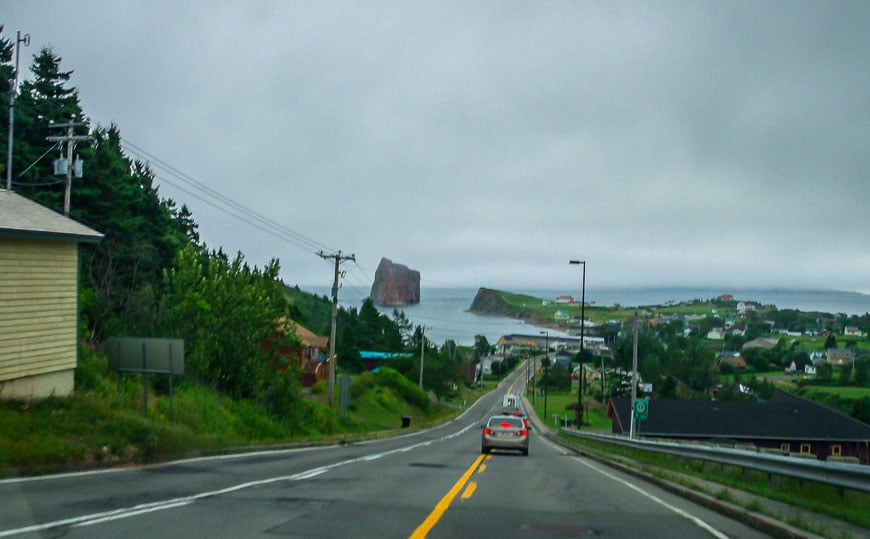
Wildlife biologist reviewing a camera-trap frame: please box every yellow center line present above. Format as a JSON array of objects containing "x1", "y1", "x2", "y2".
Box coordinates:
[
  {"x1": 408, "y1": 454, "x2": 486, "y2": 539},
  {"x1": 460, "y1": 482, "x2": 477, "y2": 499}
]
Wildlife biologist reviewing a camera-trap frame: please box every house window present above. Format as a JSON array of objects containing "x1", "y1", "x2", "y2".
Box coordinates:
[
  {"x1": 780, "y1": 443, "x2": 790, "y2": 453},
  {"x1": 800, "y1": 443, "x2": 811, "y2": 454},
  {"x1": 831, "y1": 445, "x2": 842, "y2": 457}
]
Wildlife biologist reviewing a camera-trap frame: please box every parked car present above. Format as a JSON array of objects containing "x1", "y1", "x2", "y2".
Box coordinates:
[{"x1": 481, "y1": 415, "x2": 530, "y2": 456}]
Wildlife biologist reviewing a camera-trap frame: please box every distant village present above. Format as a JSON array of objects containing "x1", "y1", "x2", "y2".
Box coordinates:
[{"x1": 504, "y1": 292, "x2": 868, "y2": 380}]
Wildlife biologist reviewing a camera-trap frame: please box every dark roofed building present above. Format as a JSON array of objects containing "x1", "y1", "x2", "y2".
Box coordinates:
[{"x1": 607, "y1": 392, "x2": 870, "y2": 464}]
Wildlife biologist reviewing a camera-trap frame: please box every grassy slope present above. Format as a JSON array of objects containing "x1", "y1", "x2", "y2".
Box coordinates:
[{"x1": 0, "y1": 351, "x2": 471, "y2": 477}]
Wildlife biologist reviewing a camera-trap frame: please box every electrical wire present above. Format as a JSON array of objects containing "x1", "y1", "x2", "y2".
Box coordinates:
[{"x1": 120, "y1": 140, "x2": 338, "y2": 258}]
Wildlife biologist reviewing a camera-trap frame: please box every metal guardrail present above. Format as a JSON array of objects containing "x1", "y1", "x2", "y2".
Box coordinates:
[{"x1": 561, "y1": 428, "x2": 870, "y2": 494}]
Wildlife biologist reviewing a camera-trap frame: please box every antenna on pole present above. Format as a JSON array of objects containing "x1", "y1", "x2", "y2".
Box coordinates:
[
  {"x1": 317, "y1": 250, "x2": 355, "y2": 407},
  {"x1": 6, "y1": 30, "x2": 30, "y2": 190}
]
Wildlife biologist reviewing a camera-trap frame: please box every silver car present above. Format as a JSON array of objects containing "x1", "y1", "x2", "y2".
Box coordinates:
[{"x1": 481, "y1": 415, "x2": 530, "y2": 456}]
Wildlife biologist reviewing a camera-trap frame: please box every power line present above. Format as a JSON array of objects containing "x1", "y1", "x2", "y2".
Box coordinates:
[{"x1": 121, "y1": 140, "x2": 336, "y2": 256}]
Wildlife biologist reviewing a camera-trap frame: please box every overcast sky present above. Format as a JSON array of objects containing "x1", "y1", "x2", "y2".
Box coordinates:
[{"x1": 3, "y1": 1, "x2": 869, "y2": 294}]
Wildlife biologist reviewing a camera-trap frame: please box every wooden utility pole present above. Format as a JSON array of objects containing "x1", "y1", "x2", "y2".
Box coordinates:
[
  {"x1": 47, "y1": 120, "x2": 89, "y2": 215},
  {"x1": 418, "y1": 325, "x2": 431, "y2": 389},
  {"x1": 317, "y1": 250, "x2": 355, "y2": 407}
]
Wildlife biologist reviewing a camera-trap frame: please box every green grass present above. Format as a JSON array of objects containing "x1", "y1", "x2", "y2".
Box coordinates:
[
  {"x1": 0, "y1": 352, "x2": 468, "y2": 477},
  {"x1": 529, "y1": 390, "x2": 611, "y2": 429},
  {"x1": 798, "y1": 386, "x2": 870, "y2": 399},
  {"x1": 557, "y1": 434, "x2": 870, "y2": 532}
]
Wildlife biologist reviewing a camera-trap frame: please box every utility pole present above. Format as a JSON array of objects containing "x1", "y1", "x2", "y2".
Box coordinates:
[
  {"x1": 418, "y1": 325, "x2": 428, "y2": 389},
  {"x1": 570, "y1": 260, "x2": 586, "y2": 428},
  {"x1": 630, "y1": 313, "x2": 639, "y2": 439},
  {"x1": 47, "y1": 119, "x2": 90, "y2": 215},
  {"x1": 317, "y1": 250, "x2": 355, "y2": 408},
  {"x1": 6, "y1": 30, "x2": 30, "y2": 190},
  {"x1": 540, "y1": 331, "x2": 549, "y2": 417}
]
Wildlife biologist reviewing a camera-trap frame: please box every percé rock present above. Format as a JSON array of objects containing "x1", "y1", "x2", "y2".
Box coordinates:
[{"x1": 370, "y1": 258, "x2": 421, "y2": 306}]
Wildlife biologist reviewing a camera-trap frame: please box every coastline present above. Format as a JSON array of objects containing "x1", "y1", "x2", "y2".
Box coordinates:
[{"x1": 304, "y1": 285, "x2": 870, "y2": 347}]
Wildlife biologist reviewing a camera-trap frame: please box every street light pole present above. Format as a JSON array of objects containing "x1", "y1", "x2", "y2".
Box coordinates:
[
  {"x1": 526, "y1": 348, "x2": 530, "y2": 397},
  {"x1": 540, "y1": 330, "x2": 549, "y2": 417},
  {"x1": 570, "y1": 260, "x2": 586, "y2": 428},
  {"x1": 531, "y1": 351, "x2": 536, "y2": 404},
  {"x1": 630, "y1": 313, "x2": 639, "y2": 439}
]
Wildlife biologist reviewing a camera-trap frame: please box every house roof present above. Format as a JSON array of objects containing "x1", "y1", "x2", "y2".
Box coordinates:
[
  {"x1": 0, "y1": 189, "x2": 102, "y2": 243},
  {"x1": 607, "y1": 392, "x2": 870, "y2": 442},
  {"x1": 292, "y1": 323, "x2": 329, "y2": 349},
  {"x1": 742, "y1": 337, "x2": 779, "y2": 349}
]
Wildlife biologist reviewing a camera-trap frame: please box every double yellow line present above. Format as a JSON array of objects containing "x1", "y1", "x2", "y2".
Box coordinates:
[
  {"x1": 411, "y1": 363, "x2": 529, "y2": 537},
  {"x1": 409, "y1": 453, "x2": 488, "y2": 538}
]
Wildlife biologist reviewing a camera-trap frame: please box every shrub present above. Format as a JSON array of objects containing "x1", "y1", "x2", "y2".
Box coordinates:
[{"x1": 376, "y1": 368, "x2": 431, "y2": 411}]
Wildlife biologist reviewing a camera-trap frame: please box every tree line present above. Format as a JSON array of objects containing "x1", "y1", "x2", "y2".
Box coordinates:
[{"x1": 0, "y1": 28, "x2": 466, "y2": 418}]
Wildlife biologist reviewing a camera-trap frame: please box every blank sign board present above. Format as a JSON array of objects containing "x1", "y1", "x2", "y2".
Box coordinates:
[{"x1": 107, "y1": 337, "x2": 185, "y2": 374}]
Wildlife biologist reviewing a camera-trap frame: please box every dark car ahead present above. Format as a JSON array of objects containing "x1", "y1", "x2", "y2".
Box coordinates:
[{"x1": 481, "y1": 415, "x2": 529, "y2": 456}]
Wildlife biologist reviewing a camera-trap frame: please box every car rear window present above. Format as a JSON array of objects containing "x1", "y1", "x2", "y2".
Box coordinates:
[{"x1": 489, "y1": 417, "x2": 523, "y2": 428}]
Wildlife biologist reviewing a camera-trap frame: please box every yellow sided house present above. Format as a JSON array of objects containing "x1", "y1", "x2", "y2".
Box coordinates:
[{"x1": 0, "y1": 190, "x2": 102, "y2": 399}]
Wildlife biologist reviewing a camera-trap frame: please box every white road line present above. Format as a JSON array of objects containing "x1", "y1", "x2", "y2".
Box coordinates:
[
  {"x1": 578, "y1": 459, "x2": 730, "y2": 539},
  {"x1": 0, "y1": 423, "x2": 478, "y2": 537}
]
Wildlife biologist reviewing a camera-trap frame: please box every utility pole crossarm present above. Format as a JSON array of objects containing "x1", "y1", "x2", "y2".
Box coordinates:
[{"x1": 47, "y1": 120, "x2": 91, "y2": 215}]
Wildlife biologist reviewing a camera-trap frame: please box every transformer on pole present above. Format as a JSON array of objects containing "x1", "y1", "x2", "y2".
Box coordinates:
[{"x1": 46, "y1": 119, "x2": 90, "y2": 215}]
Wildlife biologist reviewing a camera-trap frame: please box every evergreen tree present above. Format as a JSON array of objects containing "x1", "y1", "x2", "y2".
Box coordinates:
[
  {"x1": 14, "y1": 47, "x2": 87, "y2": 210},
  {"x1": 156, "y1": 245, "x2": 297, "y2": 400},
  {"x1": 853, "y1": 359, "x2": 869, "y2": 387}
]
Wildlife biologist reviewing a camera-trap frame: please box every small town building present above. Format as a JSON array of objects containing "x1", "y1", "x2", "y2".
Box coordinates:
[
  {"x1": 0, "y1": 190, "x2": 102, "y2": 399},
  {"x1": 827, "y1": 348, "x2": 855, "y2": 366},
  {"x1": 607, "y1": 392, "x2": 870, "y2": 464},
  {"x1": 785, "y1": 356, "x2": 816, "y2": 375},
  {"x1": 717, "y1": 351, "x2": 746, "y2": 369},
  {"x1": 742, "y1": 337, "x2": 779, "y2": 350}
]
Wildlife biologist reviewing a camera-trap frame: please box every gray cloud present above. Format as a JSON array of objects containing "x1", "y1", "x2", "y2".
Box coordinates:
[{"x1": 2, "y1": 1, "x2": 868, "y2": 293}]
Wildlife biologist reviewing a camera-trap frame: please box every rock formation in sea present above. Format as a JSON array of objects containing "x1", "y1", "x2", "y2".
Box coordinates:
[
  {"x1": 468, "y1": 287, "x2": 534, "y2": 321},
  {"x1": 370, "y1": 258, "x2": 421, "y2": 306}
]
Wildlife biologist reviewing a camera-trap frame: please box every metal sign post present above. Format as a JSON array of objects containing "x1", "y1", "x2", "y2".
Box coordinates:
[{"x1": 108, "y1": 337, "x2": 185, "y2": 421}]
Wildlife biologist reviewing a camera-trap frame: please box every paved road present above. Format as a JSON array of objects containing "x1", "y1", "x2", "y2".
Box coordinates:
[{"x1": 0, "y1": 366, "x2": 770, "y2": 538}]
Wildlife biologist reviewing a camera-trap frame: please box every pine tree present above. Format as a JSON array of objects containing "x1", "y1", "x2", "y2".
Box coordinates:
[{"x1": 14, "y1": 47, "x2": 87, "y2": 210}]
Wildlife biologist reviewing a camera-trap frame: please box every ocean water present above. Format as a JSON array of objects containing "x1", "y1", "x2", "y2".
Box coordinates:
[{"x1": 302, "y1": 286, "x2": 870, "y2": 347}]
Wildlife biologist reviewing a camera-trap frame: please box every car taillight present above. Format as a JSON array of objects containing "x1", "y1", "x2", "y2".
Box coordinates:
[
  {"x1": 483, "y1": 428, "x2": 494, "y2": 435},
  {"x1": 517, "y1": 429, "x2": 528, "y2": 436}
]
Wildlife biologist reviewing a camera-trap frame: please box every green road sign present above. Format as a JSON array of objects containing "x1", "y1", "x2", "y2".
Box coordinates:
[{"x1": 633, "y1": 398, "x2": 649, "y2": 421}]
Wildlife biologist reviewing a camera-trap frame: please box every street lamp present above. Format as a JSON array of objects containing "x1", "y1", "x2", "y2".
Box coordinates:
[
  {"x1": 630, "y1": 313, "x2": 640, "y2": 439},
  {"x1": 569, "y1": 260, "x2": 586, "y2": 428},
  {"x1": 526, "y1": 343, "x2": 530, "y2": 398},
  {"x1": 540, "y1": 330, "x2": 549, "y2": 417}
]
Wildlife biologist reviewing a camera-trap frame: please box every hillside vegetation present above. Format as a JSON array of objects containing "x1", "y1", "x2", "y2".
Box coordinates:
[
  {"x1": 0, "y1": 347, "x2": 469, "y2": 476},
  {"x1": 0, "y1": 30, "x2": 484, "y2": 474}
]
